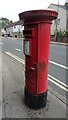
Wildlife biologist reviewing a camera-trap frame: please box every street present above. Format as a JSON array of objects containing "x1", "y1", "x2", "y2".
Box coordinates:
[
  {"x1": 0, "y1": 0, "x2": 68, "y2": 119},
  {"x1": 0, "y1": 37, "x2": 67, "y2": 118},
  {"x1": 2, "y1": 37, "x2": 67, "y2": 98}
]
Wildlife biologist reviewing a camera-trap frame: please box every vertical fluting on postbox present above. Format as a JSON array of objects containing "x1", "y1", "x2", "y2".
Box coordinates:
[{"x1": 19, "y1": 10, "x2": 58, "y2": 109}]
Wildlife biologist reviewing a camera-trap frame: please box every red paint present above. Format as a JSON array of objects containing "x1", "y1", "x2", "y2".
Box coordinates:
[{"x1": 19, "y1": 10, "x2": 58, "y2": 94}]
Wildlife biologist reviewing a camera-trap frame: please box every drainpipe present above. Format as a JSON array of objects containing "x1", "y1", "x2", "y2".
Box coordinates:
[{"x1": 55, "y1": 0, "x2": 59, "y2": 41}]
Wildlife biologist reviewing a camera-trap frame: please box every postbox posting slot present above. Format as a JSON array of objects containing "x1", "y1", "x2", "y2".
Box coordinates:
[
  {"x1": 23, "y1": 29, "x2": 34, "y2": 37},
  {"x1": 23, "y1": 30, "x2": 32, "y2": 35},
  {"x1": 23, "y1": 39, "x2": 31, "y2": 56}
]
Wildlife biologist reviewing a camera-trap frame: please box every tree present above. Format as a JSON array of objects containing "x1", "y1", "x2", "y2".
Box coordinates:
[{"x1": 0, "y1": 17, "x2": 9, "y2": 29}]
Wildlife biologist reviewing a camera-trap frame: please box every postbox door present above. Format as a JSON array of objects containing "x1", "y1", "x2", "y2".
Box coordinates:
[{"x1": 23, "y1": 25, "x2": 38, "y2": 93}]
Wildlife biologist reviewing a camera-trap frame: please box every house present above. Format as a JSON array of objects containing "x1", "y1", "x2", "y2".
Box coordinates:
[
  {"x1": 5, "y1": 21, "x2": 14, "y2": 36},
  {"x1": 13, "y1": 21, "x2": 24, "y2": 32},
  {"x1": 6, "y1": 21, "x2": 23, "y2": 37},
  {"x1": 48, "y1": 2, "x2": 68, "y2": 35}
]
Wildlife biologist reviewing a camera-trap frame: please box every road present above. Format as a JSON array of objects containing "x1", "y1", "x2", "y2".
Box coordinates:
[
  {"x1": 0, "y1": 37, "x2": 67, "y2": 118},
  {"x1": 2, "y1": 37, "x2": 67, "y2": 98}
]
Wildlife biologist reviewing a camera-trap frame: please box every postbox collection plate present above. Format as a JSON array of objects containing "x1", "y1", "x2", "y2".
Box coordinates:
[{"x1": 23, "y1": 39, "x2": 30, "y2": 55}]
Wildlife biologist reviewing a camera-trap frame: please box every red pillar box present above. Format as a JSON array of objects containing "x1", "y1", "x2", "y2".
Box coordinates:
[{"x1": 19, "y1": 9, "x2": 58, "y2": 109}]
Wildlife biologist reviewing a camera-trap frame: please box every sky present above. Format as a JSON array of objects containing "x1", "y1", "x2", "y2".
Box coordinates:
[{"x1": 0, "y1": 0, "x2": 66, "y2": 22}]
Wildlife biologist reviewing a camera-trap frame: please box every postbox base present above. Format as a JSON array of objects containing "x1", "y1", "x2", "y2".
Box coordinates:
[{"x1": 24, "y1": 88, "x2": 47, "y2": 109}]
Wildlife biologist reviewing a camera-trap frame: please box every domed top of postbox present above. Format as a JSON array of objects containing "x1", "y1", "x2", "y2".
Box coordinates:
[{"x1": 19, "y1": 9, "x2": 58, "y2": 23}]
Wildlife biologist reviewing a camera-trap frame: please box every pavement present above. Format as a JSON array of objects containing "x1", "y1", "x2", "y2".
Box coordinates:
[
  {"x1": 1, "y1": 51, "x2": 67, "y2": 119},
  {"x1": 0, "y1": 38, "x2": 2, "y2": 120}
]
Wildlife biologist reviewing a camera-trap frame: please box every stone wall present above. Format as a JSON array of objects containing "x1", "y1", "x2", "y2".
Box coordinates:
[{"x1": 51, "y1": 35, "x2": 68, "y2": 43}]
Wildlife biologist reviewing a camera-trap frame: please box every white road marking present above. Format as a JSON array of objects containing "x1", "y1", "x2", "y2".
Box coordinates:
[
  {"x1": 15, "y1": 48, "x2": 21, "y2": 52},
  {"x1": 5, "y1": 52, "x2": 25, "y2": 64},
  {"x1": 48, "y1": 74, "x2": 68, "y2": 88},
  {"x1": 49, "y1": 60, "x2": 68, "y2": 70},
  {"x1": 48, "y1": 78, "x2": 68, "y2": 92},
  {"x1": 5, "y1": 51, "x2": 68, "y2": 92}
]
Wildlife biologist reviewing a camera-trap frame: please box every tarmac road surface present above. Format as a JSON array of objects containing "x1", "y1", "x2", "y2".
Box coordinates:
[
  {"x1": 2, "y1": 37, "x2": 67, "y2": 98},
  {"x1": 0, "y1": 37, "x2": 67, "y2": 118}
]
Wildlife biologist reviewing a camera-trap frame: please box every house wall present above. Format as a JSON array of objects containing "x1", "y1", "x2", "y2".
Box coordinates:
[
  {"x1": 48, "y1": 4, "x2": 67, "y2": 35},
  {"x1": 13, "y1": 25, "x2": 24, "y2": 32},
  {"x1": 6, "y1": 25, "x2": 23, "y2": 37},
  {"x1": 6, "y1": 27, "x2": 13, "y2": 36},
  {"x1": 13, "y1": 25, "x2": 23, "y2": 37}
]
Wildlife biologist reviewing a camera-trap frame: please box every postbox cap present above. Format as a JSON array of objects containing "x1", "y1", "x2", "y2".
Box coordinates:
[{"x1": 19, "y1": 9, "x2": 58, "y2": 23}]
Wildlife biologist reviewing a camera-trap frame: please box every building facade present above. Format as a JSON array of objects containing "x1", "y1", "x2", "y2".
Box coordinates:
[
  {"x1": 48, "y1": 3, "x2": 68, "y2": 35},
  {"x1": 5, "y1": 21, "x2": 23, "y2": 37}
]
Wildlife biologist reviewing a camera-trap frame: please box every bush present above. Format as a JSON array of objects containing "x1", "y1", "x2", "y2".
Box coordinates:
[
  {"x1": 63, "y1": 30, "x2": 68, "y2": 35},
  {"x1": 56, "y1": 30, "x2": 68, "y2": 36}
]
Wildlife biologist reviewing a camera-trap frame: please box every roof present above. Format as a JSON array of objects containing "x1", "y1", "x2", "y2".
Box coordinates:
[
  {"x1": 14, "y1": 21, "x2": 23, "y2": 26},
  {"x1": 6, "y1": 22, "x2": 14, "y2": 28},
  {"x1": 48, "y1": 3, "x2": 68, "y2": 10},
  {"x1": 6, "y1": 21, "x2": 23, "y2": 28}
]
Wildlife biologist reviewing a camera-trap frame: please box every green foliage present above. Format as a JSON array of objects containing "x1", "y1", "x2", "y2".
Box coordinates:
[
  {"x1": 55, "y1": 29, "x2": 68, "y2": 36},
  {"x1": 63, "y1": 30, "x2": 68, "y2": 35},
  {"x1": 0, "y1": 17, "x2": 9, "y2": 29}
]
